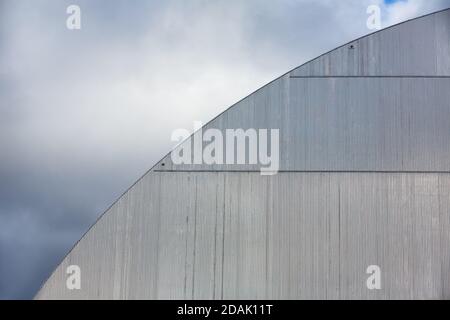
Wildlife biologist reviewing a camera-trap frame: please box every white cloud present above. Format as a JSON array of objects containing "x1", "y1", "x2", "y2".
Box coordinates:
[{"x1": 382, "y1": 0, "x2": 449, "y2": 27}]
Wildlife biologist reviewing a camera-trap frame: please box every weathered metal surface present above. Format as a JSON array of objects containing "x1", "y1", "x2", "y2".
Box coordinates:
[
  {"x1": 291, "y1": 9, "x2": 450, "y2": 77},
  {"x1": 36, "y1": 172, "x2": 450, "y2": 299},
  {"x1": 160, "y1": 77, "x2": 450, "y2": 172},
  {"x1": 36, "y1": 9, "x2": 450, "y2": 299}
]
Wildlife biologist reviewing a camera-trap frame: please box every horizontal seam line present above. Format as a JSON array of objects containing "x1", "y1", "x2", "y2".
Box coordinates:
[
  {"x1": 154, "y1": 170, "x2": 450, "y2": 173},
  {"x1": 289, "y1": 75, "x2": 450, "y2": 78}
]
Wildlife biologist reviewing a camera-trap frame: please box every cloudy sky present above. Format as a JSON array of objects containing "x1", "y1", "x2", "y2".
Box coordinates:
[{"x1": 1, "y1": 0, "x2": 449, "y2": 299}]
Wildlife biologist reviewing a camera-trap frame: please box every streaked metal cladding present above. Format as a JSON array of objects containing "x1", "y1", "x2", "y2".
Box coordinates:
[{"x1": 36, "y1": 9, "x2": 450, "y2": 299}]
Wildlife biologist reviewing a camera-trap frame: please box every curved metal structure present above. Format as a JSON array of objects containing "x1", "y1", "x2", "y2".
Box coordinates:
[{"x1": 36, "y1": 9, "x2": 450, "y2": 299}]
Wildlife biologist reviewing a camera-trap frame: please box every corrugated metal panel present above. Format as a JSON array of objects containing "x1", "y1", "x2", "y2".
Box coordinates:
[
  {"x1": 36, "y1": 9, "x2": 450, "y2": 299},
  {"x1": 160, "y1": 77, "x2": 450, "y2": 172},
  {"x1": 36, "y1": 172, "x2": 450, "y2": 299},
  {"x1": 290, "y1": 10, "x2": 450, "y2": 76}
]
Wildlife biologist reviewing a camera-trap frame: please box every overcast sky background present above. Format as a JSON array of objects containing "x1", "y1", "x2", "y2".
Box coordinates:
[{"x1": 1, "y1": 0, "x2": 449, "y2": 299}]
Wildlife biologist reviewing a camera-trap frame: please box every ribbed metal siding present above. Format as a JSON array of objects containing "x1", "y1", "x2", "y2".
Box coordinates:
[
  {"x1": 36, "y1": 9, "x2": 450, "y2": 299},
  {"x1": 36, "y1": 172, "x2": 450, "y2": 299}
]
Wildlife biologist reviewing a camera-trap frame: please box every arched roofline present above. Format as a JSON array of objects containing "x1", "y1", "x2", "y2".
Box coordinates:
[{"x1": 35, "y1": 6, "x2": 450, "y2": 298}]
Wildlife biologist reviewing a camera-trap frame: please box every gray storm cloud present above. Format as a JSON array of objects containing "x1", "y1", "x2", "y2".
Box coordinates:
[{"x1": 1, "y1": 0, "x2": 449, "y2": 299}]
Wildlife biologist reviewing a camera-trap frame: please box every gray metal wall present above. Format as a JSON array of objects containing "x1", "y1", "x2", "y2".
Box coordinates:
[{"x1": 36, "y1": 9, "x2": 450, "y2": 299}]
